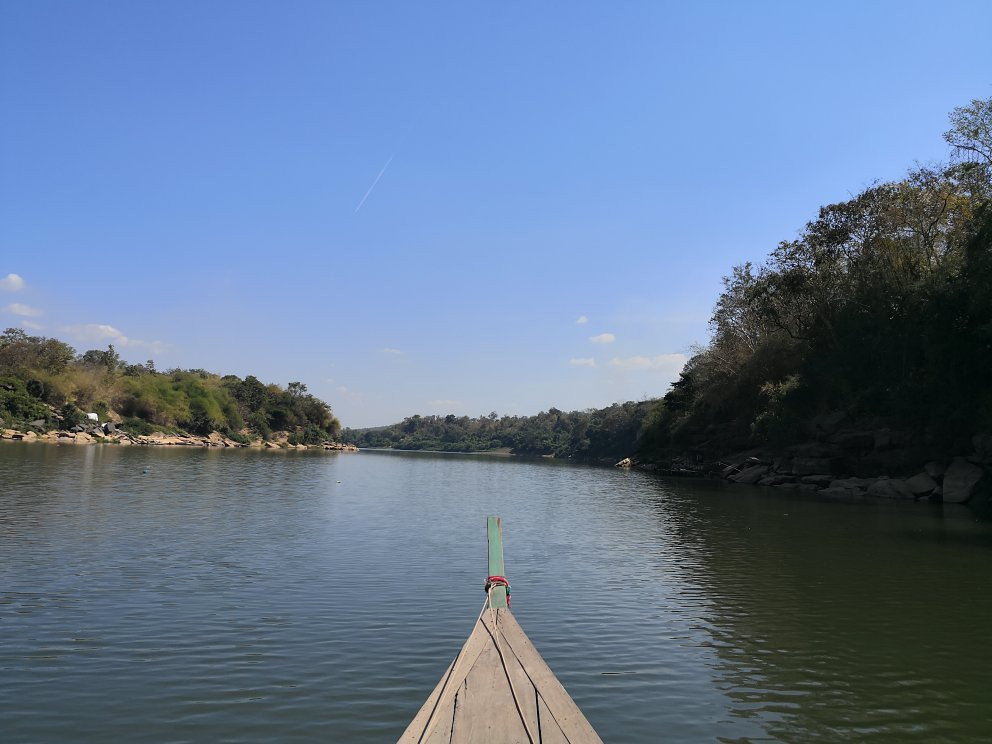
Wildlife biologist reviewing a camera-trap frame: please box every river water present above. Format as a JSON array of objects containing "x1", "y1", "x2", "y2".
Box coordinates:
[{"x1": 1, "y1": 443, "x2": 990, "y2": 742}]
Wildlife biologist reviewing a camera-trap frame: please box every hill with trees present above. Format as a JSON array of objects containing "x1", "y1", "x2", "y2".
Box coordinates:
[
  {"x1": 636, "y1": 96, "x2": 992, "y2": 470},
  {"x1": 0, "y1": 330, "x2": 341, "y2": 445}
]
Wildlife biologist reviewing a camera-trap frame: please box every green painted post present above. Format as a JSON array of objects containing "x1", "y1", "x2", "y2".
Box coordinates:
[{"x1": 486, "y1": 516, "x2": 508, "y2": 609}]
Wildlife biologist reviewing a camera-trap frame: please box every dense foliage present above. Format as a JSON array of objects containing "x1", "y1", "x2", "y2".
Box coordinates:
[
  {"x1": 344, "y1": 401, "x2": 653, "y2": 460},
  {"x1": 638, "y1": 97, "x2": 992, "y2": 461},
  {"x1": 0, "y1": 330, "x2": 340, "y2": 441}
]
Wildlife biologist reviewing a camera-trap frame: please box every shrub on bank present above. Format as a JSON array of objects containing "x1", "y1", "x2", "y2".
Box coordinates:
[{"x1": 0, "y1": 376, "x2": 51, "y2": 427}]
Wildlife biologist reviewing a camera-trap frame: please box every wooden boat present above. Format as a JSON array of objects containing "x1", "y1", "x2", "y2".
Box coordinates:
[{"x1": 398, "y1": 517, "x2": 603, "y2": 743}]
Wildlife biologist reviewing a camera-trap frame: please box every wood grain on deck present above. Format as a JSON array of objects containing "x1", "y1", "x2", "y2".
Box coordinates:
[{"x1": 398, "y1": 608, "x2": 602, "y2": 744}]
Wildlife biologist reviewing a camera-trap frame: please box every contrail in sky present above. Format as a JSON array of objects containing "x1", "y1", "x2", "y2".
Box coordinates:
[{"x1": 354, "y1": 155, "x2": 395, "y2": 213}]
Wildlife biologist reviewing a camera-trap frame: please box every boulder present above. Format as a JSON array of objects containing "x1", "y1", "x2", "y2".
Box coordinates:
[
  {"x1": 22, "y1": 431, "x2": 37, "y2": 440},
  {"x1": 757, "y1": 475, "x2": 792, "y2": 486},
  {"x1": 103, "y1": 422, "x2": 116, "y2": 434},
  {"x1": 800, "y1": 474, "x2": 833, "y2": 487},
  {"x1": 731, "y1": 464, "x2": 768, "y2": 484},
  {"x1": 821, "y1": 478, "x2": 870, "y2": 498},
  {"x1": 615, "y1": 457, "x2": 634, "y2": 468},
  {"x1": 771, "y1": 457, "x2": 791, "y2": 473},
  {"x1": 791, "y1": 457, "x2": 834, "y2": 476},
  {"x1": 73, "y1": 432, "x2": 92, "y2": 444},
  {"x1": 829, "y1": 477, "x2": 873, "y2": 490},
  {"x1": 924, "y1": 461, "x2": 946, "y2": 479},
  {"x1": 773, "y1": 482, "x2": 821, "y2": 492},
  {"x1": 942, "y1": 458, "x2": 984, "y2": 504},
  {"x1": 28, "y1": 419, "x2": 46, "y2": 429},
  {"x1": 905, "y1": 472, "x2": 938, "y2": 497},
  {"x1": 721, "y1": 462, "x2": 742, "y2": 478},
  {"x1": 866, "y1": 477, "x2": 913, "y2": 500}
]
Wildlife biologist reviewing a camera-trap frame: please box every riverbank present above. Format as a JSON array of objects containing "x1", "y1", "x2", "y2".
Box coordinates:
[
  {"x1": 623, "y1": 419, "x2": 991, "y2": 508},
  {"x1": 0, "y1": 425, "x2": 358, "y2": 451}
]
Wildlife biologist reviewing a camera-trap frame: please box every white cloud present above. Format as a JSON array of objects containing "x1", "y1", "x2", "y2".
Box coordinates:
[
  {"x1": 569, "y1": 358, "x2": 596, "y2": 367},
  {"x1": 20, "y1": 320, "x2": 45, "y2": 331},
  {"x1": 382, "y1": 348, "x2": 404, "y2": 355},
  {"x1": 608, "y1": 353, "x2": 688, "y2": 371},
  {"x1": 0, "y1": 273, "x2": 25, "y2": 291},
  {"x1": 63, "y1": 323, "x2": 166, "y2": 354},
  {"x1": 575, "y1": 315, "x2": 588, "y2": 325},
  {"x1": 65, "y1": 323, "x2": 126, "y2": 344},
  {"x1": 3, "y1": 303, "x2": 42, "y2": 317},
  {"x1": 589, "y1": 333, "x2": 615, "y2": 344}
]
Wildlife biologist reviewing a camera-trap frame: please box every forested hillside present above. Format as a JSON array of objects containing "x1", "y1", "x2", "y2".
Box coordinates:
[
  {"x1": 344, "y1": 402, "x2": 652, "y2": 461},
  {"x1": 0, "y1": 331, "x2": 341, "y2": 444},
  {"x1": 637, "y1": 97, "x2": 992, "y2": 464}
]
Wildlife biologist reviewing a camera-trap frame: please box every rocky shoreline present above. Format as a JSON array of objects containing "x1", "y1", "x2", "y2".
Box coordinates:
[
  {"x1": 0, "y1": 424, "x2": 358, "y2": 452},
  {"x1": 619, "y1": 416, "x2": 991, "y2": 507}
]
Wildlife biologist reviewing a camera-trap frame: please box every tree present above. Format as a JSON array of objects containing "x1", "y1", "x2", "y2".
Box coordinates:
[
  {"x1": 944, "y1": 97, "x2": 992, "y2": 165},
  {"x1": 79, "y1": 345, "x2": 122, "y2": 370}
]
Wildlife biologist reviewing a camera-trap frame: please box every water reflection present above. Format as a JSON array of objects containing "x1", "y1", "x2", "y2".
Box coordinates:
[{"x1": 639, "y1": 478, "x2": 992, "y2": 741}]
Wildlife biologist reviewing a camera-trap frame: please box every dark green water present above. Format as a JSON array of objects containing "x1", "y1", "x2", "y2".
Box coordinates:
[{"x1": 1, "y1": 443, "x2": 990, "y2": 742}]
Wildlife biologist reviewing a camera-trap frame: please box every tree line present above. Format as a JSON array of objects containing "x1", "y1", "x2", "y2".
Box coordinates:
[
  {"x1": 0, "y1": 330, "x2": 341, "y2": 444},
  {"x1": 343, "y1": 401, "x2": 652, "y2": 461},
  {"x1": 637, "y1": 96, "x2": 992, "y2": 462}
]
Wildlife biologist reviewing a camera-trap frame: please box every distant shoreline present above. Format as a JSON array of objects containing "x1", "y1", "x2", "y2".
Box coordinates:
[{"x1": 358, "y1": 446, "x2": 514, "y2": 457}]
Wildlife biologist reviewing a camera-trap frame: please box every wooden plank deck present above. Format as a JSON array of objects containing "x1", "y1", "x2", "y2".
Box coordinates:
[
  {"x1": 397, "y1": 518, "x2": 602, "y2": 743},
  {"x1": 397, "y1": 609, "x2": 602, "y2": 743}
]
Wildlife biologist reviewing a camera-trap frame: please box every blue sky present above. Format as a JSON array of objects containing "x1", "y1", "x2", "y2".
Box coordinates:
[{"x1": 2, "y1": 1, "x2": 990, "y2": 427}]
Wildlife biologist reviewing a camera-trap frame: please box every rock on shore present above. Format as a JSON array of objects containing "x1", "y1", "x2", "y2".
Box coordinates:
[
  {"x1": 621, "y1": 422, "x2": 990, "y2": 506},
  {"x1": 0, "y1": 426, "x2": 358, "y2": 452}
]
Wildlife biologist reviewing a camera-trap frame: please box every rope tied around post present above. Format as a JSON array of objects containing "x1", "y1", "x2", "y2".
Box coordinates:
[{"x1": 484, "y1": 575, "x2": 511, "y2": 606}]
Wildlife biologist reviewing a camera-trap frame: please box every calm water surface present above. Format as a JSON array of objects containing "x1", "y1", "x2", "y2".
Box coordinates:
[{"x1": 1, "y1": 443, "x2": 990, "y2": 742}]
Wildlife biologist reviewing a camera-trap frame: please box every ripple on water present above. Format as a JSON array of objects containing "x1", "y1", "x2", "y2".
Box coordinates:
[{"x1": 1, "y1": 446, "x2": 992, "y2": 742}]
